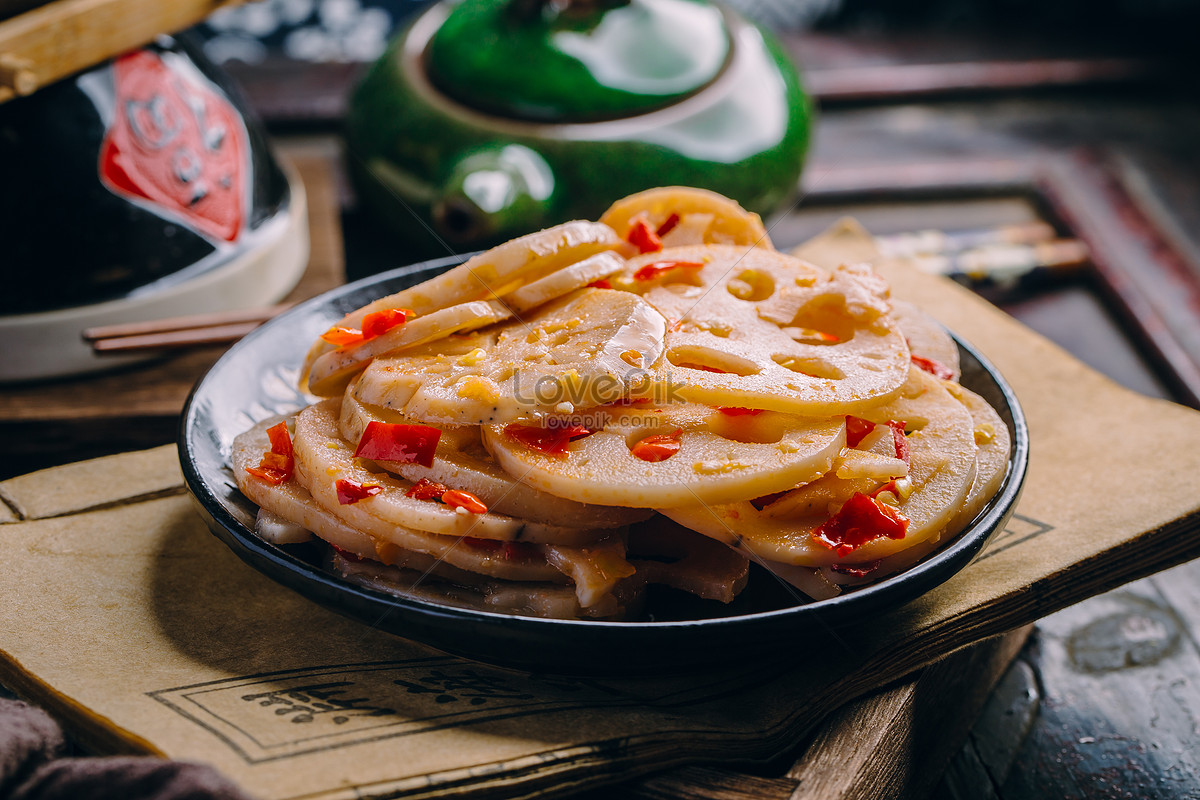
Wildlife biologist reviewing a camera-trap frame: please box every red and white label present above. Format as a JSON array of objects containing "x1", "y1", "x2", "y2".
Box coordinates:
[{"x1": 99, "y1": 50, "x2": 248, "y2": 242}]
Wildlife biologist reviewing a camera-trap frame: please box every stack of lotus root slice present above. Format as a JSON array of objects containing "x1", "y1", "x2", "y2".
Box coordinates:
[{"x1": 233, "y1": 187, "x2": 1011, "y2": 620}]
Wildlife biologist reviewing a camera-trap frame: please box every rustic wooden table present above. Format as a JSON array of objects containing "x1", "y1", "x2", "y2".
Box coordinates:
[{"x1": 2, "y1": 11, "x2": 1199, "y2": 799}]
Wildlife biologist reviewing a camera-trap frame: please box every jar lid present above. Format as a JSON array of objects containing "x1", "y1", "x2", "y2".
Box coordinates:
[{"x1": 426, "y1": 0, "x2": 730, "y2": 122}]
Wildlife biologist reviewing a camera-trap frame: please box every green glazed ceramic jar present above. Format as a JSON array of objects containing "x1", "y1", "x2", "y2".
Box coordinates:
[{"x1": 346, "y1": 0, "x2": 812, "y2": 260}]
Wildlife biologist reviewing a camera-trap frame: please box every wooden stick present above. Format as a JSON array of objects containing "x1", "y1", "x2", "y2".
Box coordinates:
[
  {"x1": 84, "y1": 303, "x2": 290, "y2": 353},
  {"x1": 82, "y1": 304, "x2": 291, "y2": 341},
  {"x1": 89, "y1": 322, "x2": 261, "y2": 353}
]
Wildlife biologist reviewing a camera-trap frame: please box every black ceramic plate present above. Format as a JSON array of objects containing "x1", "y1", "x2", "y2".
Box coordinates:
[{"x1": 179, "y1": 255, "x2": 1029, "y2": 674}]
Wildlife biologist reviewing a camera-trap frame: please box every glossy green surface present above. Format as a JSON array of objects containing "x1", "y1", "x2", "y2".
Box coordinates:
[
  {"x1": 428, "y1": 0, "x2": 729, "y2": 122},
  {"x1": 347, "y1": 1, "x2": 812, "y2": 261}
]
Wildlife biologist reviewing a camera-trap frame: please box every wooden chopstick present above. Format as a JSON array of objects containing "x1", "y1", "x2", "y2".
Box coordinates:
[{"x1": 84, "y1": 303, "x2": 292, "y2": 354}]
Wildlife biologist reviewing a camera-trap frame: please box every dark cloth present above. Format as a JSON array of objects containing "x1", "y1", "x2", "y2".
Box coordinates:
[
  {"x1": 0, "y1": 699, "x2": 254, "y2": 800},
  {"x1": 0, "y1": 699, "x2": 65, "y2": 796}
]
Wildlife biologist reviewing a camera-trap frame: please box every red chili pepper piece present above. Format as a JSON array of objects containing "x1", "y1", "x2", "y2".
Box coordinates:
[
  {"x1": 258, "y1": 451, "x2": 291, "y2": 473},
  {"x1": 630, "y1": 429, "x2": 683, "y2": 463},
  {"x1": 244, "y1": 465, "x2": 290, "y2": 485},
  {"x1": 812, "y1": 492, "x2": 909, "y2": 558},
  {"x1": 718, "y1": 406, "x2": 763, "y2": 417},
  {"x1": 504, "y1": 423, "x2": 593, "y2": 458},
  {"x1": 362, "y1": 308, "x2": 414, "y2": 339},
  {"x1": 405, "y1": 477, "x2": 449, "y2": 501},
  {"x1": 246, "y1": 421, "x2": 294, "y2": 485},
  {"x1": 320, "y1": 308, "x2": 414, "y2": 347},
  {"x1": 887, "y1": 420, "x2": 910, "y2": 465},
  {"x1": 336, "y1": 478, "x2": 383, "y2": 505},
  {"x1": 633, "y1": 260, "x2": 704, "y2": 281},
  {"x1": 265, "y1": 422, "x2": 293, "y2": 459},
  {"x1": 441, "y1": 489, "x2": 488, "y2": 514},
  {"x1": 320, "y1": 326, "x2": 363, "y2": 346},
  {"x1": 911, "y1": 354, "x2": 955, "y2": 380},
  {"x1": 354, "y1": 421, "x2": 440, "y2": 468},
  {"x1": 845, "y1": 416, "x2": 877, "y2": 448},
  {"x1": 627, "y1": 219, "x2": 662, "y2": 253},
  {"x1": 656, "y1": 212, "x2": 680, "y2": 238},
  {"x1": 588, "y1": 279, "x2": 612, "y2": 290}
]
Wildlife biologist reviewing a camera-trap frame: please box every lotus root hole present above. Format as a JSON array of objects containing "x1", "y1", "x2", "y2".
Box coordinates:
[
  {"x1": 726, "y1": 269, "x2": 775, "y2": 302},
  {"x1": 708, "y1": 415, "x2": 788, "y2": 445},
  {"x1": 787, "y1": 300, "x2": 855, "y2": 342},
  {"x1": 666, "y1": 348, "x2": 761, "y2": 377},
  {"x1": 771, "y1": 354, "x2": 844, "y2": 380}
]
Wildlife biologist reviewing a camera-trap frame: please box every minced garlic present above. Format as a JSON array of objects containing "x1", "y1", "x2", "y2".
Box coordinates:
[
  {"x1": 457, "y1": 376, "x2": 499, "y2": 403},
  {"x1": 457, "y1": 348, "x2": 487, "y2": 367},
  {"x1": 974, "y1": 423, "x2": 995, "y2": 445}
]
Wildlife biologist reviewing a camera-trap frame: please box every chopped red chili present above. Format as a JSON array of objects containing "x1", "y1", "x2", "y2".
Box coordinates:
[
  {"x1": 887, "y1": 420, "x2": 910, "y2": 465},
  {"x1": 258, "y1": 451, "x2": 291, "y2": 473},
  {"x1": 442, "y1": 489, "x2": 488, "y2": 514},
  {"x1": 265, "y1": 422, "x2": 293, "y2": 458},
  {"x1": 363, "y1": 308, "x2": 413, "y2": 338},
  {"x1": 812, "y1": 493, "x2": 909, "y2": 558},
  {"x1": 911, "y1": 354, "x2": 955, "y2": 381},
  {"x1": 336, "y1": 478, "x2": 382, "y2": 505},
  {"x1": 656, "y1": 212, "x2": 680, "y2": 238},
  {"x1": 626, "y1": 219, "x2": 662, "y2": 253},
  {"x1": 845, "y1": 416, "x2": 877, "y2": 448},
  {"x1": 588, "y1": 278, "x2": 612, "y2": 289},
  {"x1": 405, "y1": 477, "x2": 449, "y2": 501},
  {"x1": 630, "y1": 429, "x2": 683, "y2": 462},
  {"x1": 633, "y1": 260, "x2": 703, "y2": 281},
  {"x1": 319, "y1": 326, "x2": 366, "y2": 346},
  {"x1": 504, "y1": 423, "x2": 594, "y2": 458},
  {"x1": 246, "y1": 421, "x2": 294, "y2": 485},
  {"x1": 244, "y1": 465, "x2": 290, "y2": 485},
  {"x1": 353, "y1": 421, "x2": 440, "y2": 467},
  {"x1": 321, "y1": 308, "x2": 414, "y2": 347}
]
